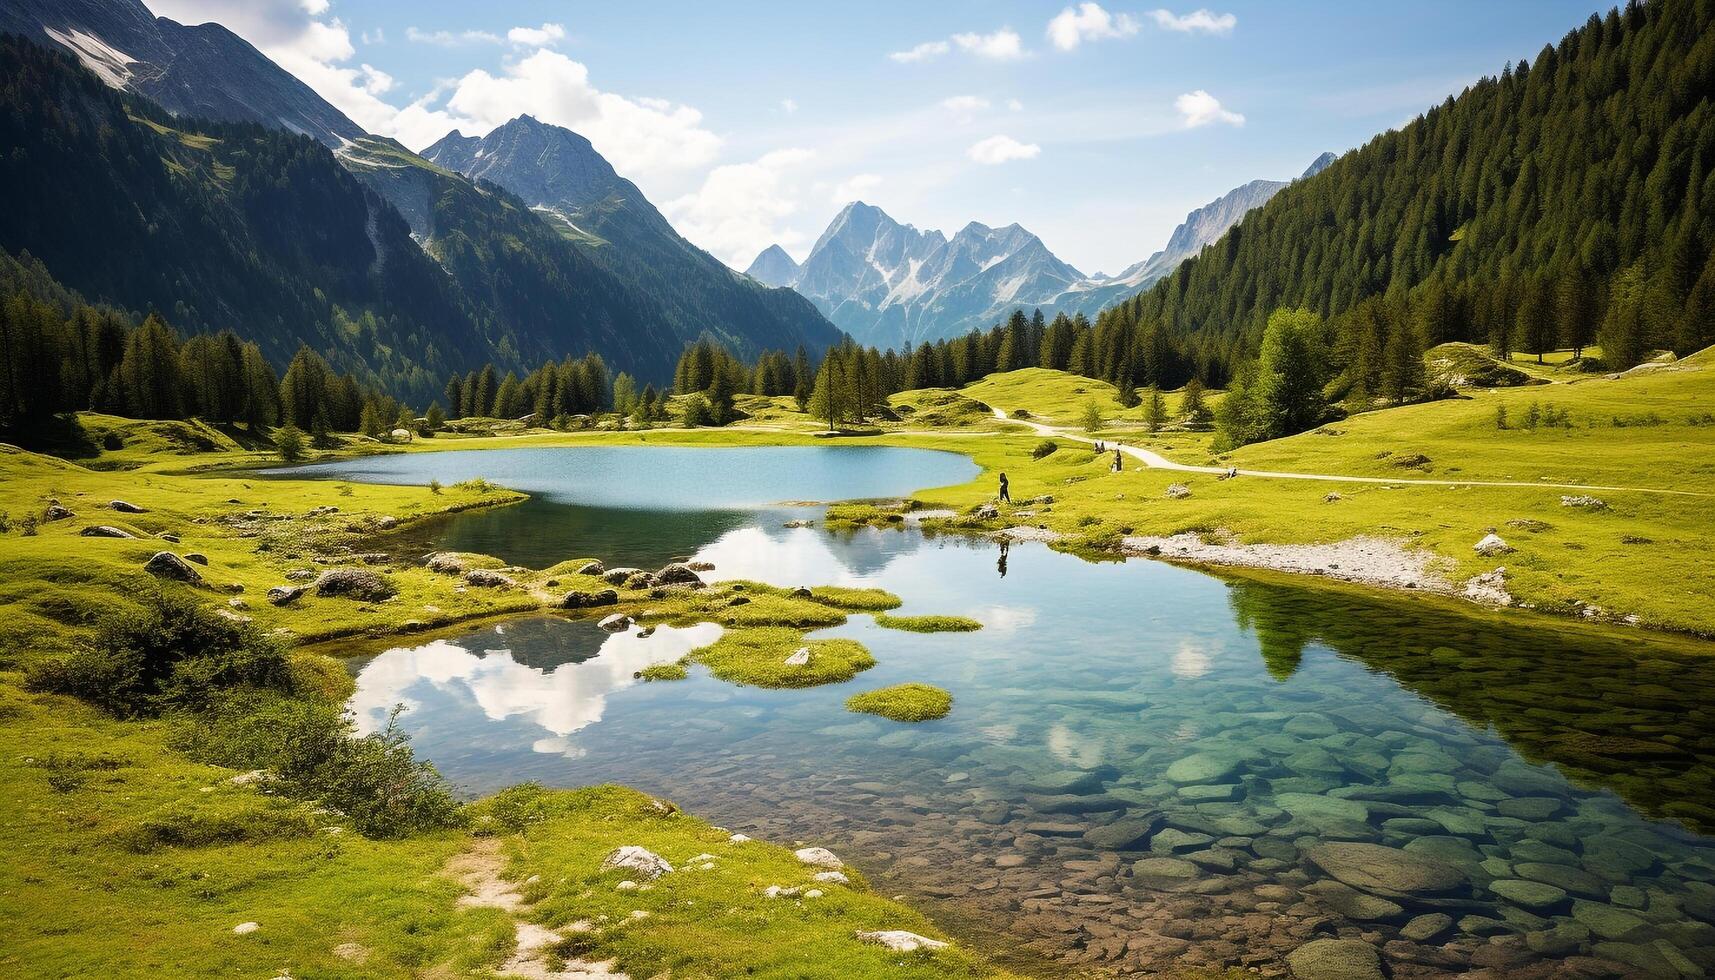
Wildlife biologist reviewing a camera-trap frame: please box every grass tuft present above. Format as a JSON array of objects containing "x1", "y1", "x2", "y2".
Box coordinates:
[
  {"x1": 873, "y1": 613, "x2": 983, "y2": 633},
  {"x1": 845, "y1": 683, "x2": 953, "y2": 722}
]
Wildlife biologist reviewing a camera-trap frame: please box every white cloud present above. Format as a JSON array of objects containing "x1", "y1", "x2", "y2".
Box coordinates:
[
  {"x1": 967, "y1": 134, "x2": 1040, "y2": 165},
  {"x1": 780, "y1": 98, "x2": 799, "y2": 113},
  {"x1": 1175, "y1": 89, "x2": 1244, "y2": 127},
  {"x1": 664, "y1": 149, "x2": 816, "y2": 267},
  {"x1": 889, "y1": 39, "x2": 950, "y2": 63},
  {"x1": 831, "y1": 173, "x2": 883, "y2": 203},
  {"x1": 359, "y1": 28, "x2": 384, "y2": 45},
  {"x1": 425, "y1": 49, "x2": 721, "y2": 179},
  {"x1": 405, "y1": 26, "x2": 502, "y2": 46},
  {"x1": 506, "y1": 23, "x2": 566, "y2": 47},
  {"x1": 1150, "y1": 8, "x2": 1237, "y2": 35},
  {"x1": 1047, "y1": 3, "x2": 1140, "y2": 51},
  {"x1": 1007, "y1": 98, "x2": 1025, "y2": 111},
  {"x1": 940, "y1": 95, "x2": 991, "y2": 113},
  {"x1": 952, "y1": 29, "x2": 1026, "y2": 60},
  {"x1": 893, "y1": 27, "x2": 1025, "y2": 63},
  {"x1": 356, "y1": 63, "x2": 393, "y2": 96}
]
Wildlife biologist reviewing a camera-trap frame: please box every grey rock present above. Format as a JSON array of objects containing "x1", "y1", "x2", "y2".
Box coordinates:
[
  {"x1": 1285, "y1": 938, "x2": 1383, "y2": 980},
  {"x1": 1307, "y1": 842, "x2": 1467, "y2": 897},
  {"x1": 184, "y1": 553, "x2": 209, "y2": 565},
  {"x1": 654, "y1": 563, "x2": 705, "y2": 587},
  {"x1": 144, "y1": 551, "x2": 202, "y2": 583},
  {"x1": 463, "y1": 568, "x2": 514, "y2": 588},
  {"x1": 602, "y1": 567, "x2": 644, "y2": 585},
  {"x1": 80, "y1": 525, "x2": 135, "y2": 538},
  {"x1": 266, "y1": 585, "x2": 305, "y2": 606},
  {"x1": 312, "y1": 568, "x2": 396, "y2": 602},
  {"x1": 576, "y1": 560, "x2": 605, "y2": 576},
  {"x1": 44, "y1": 504, "x2": 74, "y2": 521},
  {"x1": 1400, "y1": 913, "x2": 1454, "y2": 941},
  {"x1": 562, "y1": 588, "x2": 619, "y2": 609},
  {"x1": 110, "y1": 499, "x2": 148, "y2": 513}
]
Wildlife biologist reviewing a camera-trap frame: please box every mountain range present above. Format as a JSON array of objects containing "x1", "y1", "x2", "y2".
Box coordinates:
[
  {"x1": 748, "y1": 152, "x2": 1334, "y2": 349},
  {"x1": 0, "y1": 0, "x2": 838, "y2": 399}
]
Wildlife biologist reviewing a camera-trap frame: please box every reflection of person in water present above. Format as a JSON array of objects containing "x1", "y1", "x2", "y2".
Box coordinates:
[
  {"x1": 997, "y1": 538, "x2": 1010, "y2": 577},
  {"x1": 998, "y1": 471, "x2": 1011, "y2": 503}
]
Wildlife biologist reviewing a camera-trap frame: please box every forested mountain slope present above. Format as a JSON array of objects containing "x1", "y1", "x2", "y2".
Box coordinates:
[
  {"x1": 423, "y1": 116, "x2": 841, "y2": 360},
  {"x1": 1116, "y1": 0, "x2": 1715, "y2": 377}
]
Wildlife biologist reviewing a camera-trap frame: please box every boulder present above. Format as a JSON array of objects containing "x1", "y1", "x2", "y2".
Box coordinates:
[
  {"x1": 794, "y1": 847, "x2": 843, "y2": 869},
  {"x1": 654, "y1": 563, "x2": 705, "y2": 587},
  {"x1": 1307, "y1": 843, "x2": 1467, "y2": 898},
  {"x1": 183, "y1": 553, "x2": 208, "y2": 565},
  {"x1": 144, "y1": 551, "x2": 202, "y2": 583},
  {"x1": 375, "y1": 516, "x2": 398, "y2": 530},
  {"x1": 266, "y1": 585, "x2": 305, "y2": 606},
  {"x1": 562, "y1": 589, "x2": 619, "y2": 609},
  {"x1": 624, "y1": 571, "x2": 658, "y2": 589},
  {"x1": 312, "y1": 568, "x2": 396, "y2": 602},
  {"x1": 1130, "y1": 857, "x2": 1199, "y2": 878},
  {"x1": 597, "y1": 613, "x2": 632, "y2": 632},
  {"x1": 791, "y1": 586, "x2": 813, "y2": 598},
  {"x1": 80, "y1": 525, "x2": 135, "y2": 538},
  {"x1": 813, "y1": 870, "x2": 850, "y2": 885},
  {"x1": 44, "y1": 504, "x2": 74, "y2": 521},
  {"x1": 1165, "y1": 483, "x2": 1192, "y2": 500},
  {"x1": 600, "y1": 846, "x2": 673, "y2": 880},
  {"x1": 1560, "y1": 495, "x2": 1607, "y2": 509},
  {"x1": 228, "y1": 597, "x2": 248, "y2": 610},
  {"x1": 1489, "y1": 878, "x2": 1568, "y2": 910},
  {"x1": 784, "y1": 647, "x2": 811, "y2": 666},
  {"x1": 1400, "y1": 913, "x2": 1454, "y2": 942},
  {"x1": 687, "y1": 560, "x2": 715, "y2": 572},
  {"x1": 158, "y1": 532, "x2": 180, "y2": 543},
  {"x1": 576, "y1": 560, "x2": 605, "y2": 576},
  {"x1": 855, "y1": 931, "x2": 947, "y2": 953},
  {"x1": 1323, "y1": 492, "x2": 1342, "y2": 503},
  {"x1": 1285, "y1": 938, "x2": 1383, "y2": 980},
  {"x1": 463, "y1": 569, "x2": 514, "y2": 588},
  {"x1": 1082, "y1": 815, "x2": 1159, "y2": 850},
  {"x1": 110, "y1": 499, "x2": 148, "y2": 513},
  {"x1": 1165, "y1": 750, "x2": 1245, "y2": 785},
  {"x1": 1474, "y1": 533, "x2": 1513, "y2": 556},
  {"x1": 975, "y1": 504, "x2": 999, "y2": 519},
  {"x1": 602, "y1": 567, "x2": 643, "y2": 585},
  {"x1": 424, "y1": 553, "x2": 466, "y2": 575}
]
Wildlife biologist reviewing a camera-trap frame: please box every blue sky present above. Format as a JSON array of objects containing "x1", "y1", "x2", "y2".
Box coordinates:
[{"x1": 145, "y1": 1, "x2": 1605, "y2": 274}]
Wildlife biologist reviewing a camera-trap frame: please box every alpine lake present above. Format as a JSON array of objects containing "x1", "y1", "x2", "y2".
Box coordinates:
[{"x1": 281, "y1": 445, "x2": 1715, "y2": 977}]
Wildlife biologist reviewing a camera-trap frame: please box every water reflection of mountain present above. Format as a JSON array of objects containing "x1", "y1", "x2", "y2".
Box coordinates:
[{"x1": 1224, "y1": 576, "x2": 1715, "y2": 832}]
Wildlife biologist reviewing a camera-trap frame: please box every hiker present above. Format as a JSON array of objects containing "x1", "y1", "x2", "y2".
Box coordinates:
[
  {"x1": 998, "y1": 472, "x2": 1011, "y2": 504},
  {"x1": 1112, "y1": 448, "x2": 1122, "y2": 473}
]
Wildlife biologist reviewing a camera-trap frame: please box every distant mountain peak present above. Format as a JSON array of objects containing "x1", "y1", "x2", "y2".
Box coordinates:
[
  {"x1": 1301, "y1": 151, "x2": 1338, "y2": 179},
  {"x1": 745, "y1": 245, "x2": 800, "y2": 288}
]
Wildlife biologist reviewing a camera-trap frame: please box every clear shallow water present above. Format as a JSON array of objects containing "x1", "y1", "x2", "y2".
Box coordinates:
[
  {"x1": 328, "y1": 447, "x2": 1715, "y2": 976},
  {"x1": 268, "y1": 445, "x2": 979, "y2": 568}
]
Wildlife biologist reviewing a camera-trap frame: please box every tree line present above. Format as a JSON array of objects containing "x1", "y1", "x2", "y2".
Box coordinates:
[{"x1": 1110, "y1": 0, "x2": 1715, "y2": 376}]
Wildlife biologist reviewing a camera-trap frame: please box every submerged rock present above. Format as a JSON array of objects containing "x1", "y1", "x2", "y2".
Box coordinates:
[
  {"x1": 144, "y1": 551, "x2": 202, "y2": 583},
  {"x1": 598, "y1": 614, "x2": 632, "y2": 632},
  {"x1": 1307, "y1": 843, "x2": 1467, "y2": 898},
  {"x1": 600, "y1": 846, "x2": 673, "y2": 879},
  {"x1": 1285, "y1": 938, "x2": 1382, "y2": 980}
]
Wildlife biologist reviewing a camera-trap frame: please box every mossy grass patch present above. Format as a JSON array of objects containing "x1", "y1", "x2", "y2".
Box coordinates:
[
  {"x1": 685, "y1": 627, "x2": 875, "y2": 688},
  {"x1": 846, "y1": 683, "x2": 953, "y2": 722},
  {"x1": 874, "y1": 613, "x2": 982, "y2": 633}
]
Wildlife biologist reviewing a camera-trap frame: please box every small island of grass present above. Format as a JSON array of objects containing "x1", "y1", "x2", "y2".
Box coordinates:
[
  {"x1": 873, "y1": 613, "x2": 983, "y2": 633},
  {"x1": 845, "y1": 683, "x2": 953, "y2": 722}
]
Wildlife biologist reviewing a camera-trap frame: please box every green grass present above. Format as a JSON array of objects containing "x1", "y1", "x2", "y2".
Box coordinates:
[
  {"x1": 685, "y1": 628, "x2": 877, "y2": 688},
  {"x1": 873, "y1": 613, "x2": 983, "y2": 633},
  {"x1": 468, "y1": 784, "x2": 1009, "y2": 978},
  {"x1": 845, "y1": 684, "x2": 953, "y2": 722},
  {"x1": 960, "y1": 368, "x2": 1220, "y2": 428}
]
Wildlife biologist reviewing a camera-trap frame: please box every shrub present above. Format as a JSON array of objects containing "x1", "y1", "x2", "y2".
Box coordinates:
[
  {"x1": 180, "y1": 695, "x2": 462, "y2": 839},
  {"x1": 1494, "y1": 404, "x2": 1509, "y2": 429},
  {"x1": 274, "y1": 423, "x2": 306, "y2": 463},
  {"x1": 428, "y1": 478, "x2": 443, "y2": 494},
  {"x1": 1031, "y1": 439, "x2": 1059, "y2": 459},
  {"x1": 681, "y1": 394, "x2": 714, "y2": 427},
  {"x1": 25, "y1": 594, "x2": 293, "y2": 717}
]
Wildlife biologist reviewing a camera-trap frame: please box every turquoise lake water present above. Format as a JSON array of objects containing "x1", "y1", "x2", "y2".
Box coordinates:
[{"x1": 310, "y1": 446, "x2": 1715, "y2": 976}]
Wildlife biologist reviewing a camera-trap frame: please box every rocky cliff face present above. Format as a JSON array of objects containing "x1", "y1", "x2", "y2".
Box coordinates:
[
  {"x1": 0, "y1": 0, "x2": 365, "y2": 147},
  {"x1": 745, "y1": 245, "x2": 801, "y2": 287}
]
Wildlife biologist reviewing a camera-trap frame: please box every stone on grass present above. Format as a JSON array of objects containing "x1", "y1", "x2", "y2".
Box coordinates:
[
  {"x1": 375, "y1": 516, "x2": 397, "y2": 530},
  {"x1": 784, "y1": 647, "x2": 811, "y2": 666},
  {"x1": 728, "y1": 833, "x2": 752, "y2": 843},
  {"x1": 814, "y1": 870, "x2": 850, "y2": 885},
  {"x1": 597, "y1": 614, "x2": 632, "y2": 632},
  {"x1": 794, "y1": 846, "x2": 843, "y2": 869},
  {"x1": 81, "y1": 525, "x2": 135, "y2": 538},
  {"x1": 184, "y1": 553, "x2": 209, "y2": 565},
  {"x1": 424, "y1": 553, "x2": 466, "y2": 575},
  {"x1": 1165, "y1": 483, "x2": 1192, "y2": 500},
  {"x1": 654, "y1": 563, "x2": 705, "y2": 587},
  {"x1": 576, "y1": 560, "x2": 605, "y2": 576},
  {"x1": 44, "y1": 504, "x2": 74, "y2": 521},
  {"x1": 144, "y1": 551, "x2": 202, "y2": 583},
  {"x1": 266, "y1": 585, "x2": 305, "y2": 606},
  {"x1": 561, "y1": 589, "x2": 619, "y2": 609},
  {"x1": 600, "y1": 846, "x2": 672, "y2": 880},
  {"x1": 233, "y1": 921, "x2": 260, "y2": 935},
  {"x1": 1286, "y1": 938, "x2": 1382, "y2": 980},
  {"x1": 602, "y1": 568, "x2": 643, "y2": 585},
  {"x1": 1560, "y1": 495, "x2": 1607, "y2": 509},
  {"x1": 791, "y1": 586, "x2": 813, "y2": 598},
  {"x1": 856, "y1": 930, "x2": 948, "y2": 953},
  {"x1": 110, "y1": 499, "x2": 148, "y2": 513},
  {"x1": 463, "y1": 568, "x2": 514, "y2": 588},
  {"x1": 158, "y1": 532, "x2": 180, "y2": 543},
  {"x1": 1474, "y1": 533, "x2": 1513, "y2": 557},
  {"x1": 312, "y1": 568, "x2": 396, "y2": 602}
]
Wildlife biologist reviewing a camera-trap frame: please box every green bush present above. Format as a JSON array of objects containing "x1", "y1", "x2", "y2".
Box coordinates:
[
  {"x1": 25, "y1": 594, "x2": 293, "y2": 717},
  {"x1": 179, "y1": 695, "x2": 463, "y2": 839}
]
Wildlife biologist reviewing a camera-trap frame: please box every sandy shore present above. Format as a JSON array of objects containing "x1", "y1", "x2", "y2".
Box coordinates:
[{"x1": 1120, "y1": 532, "x2": 1460, "y2": 596}]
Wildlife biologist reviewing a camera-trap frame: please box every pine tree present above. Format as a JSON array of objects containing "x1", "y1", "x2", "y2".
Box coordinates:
[
  {"x1": 1181, "y1": 377, "x2": 1210, "y2": 424},
  {"x1": 1143, "y1": 386, "x2": 1167, "y2": 432},
  {"x1": 274, "y1": 423, "x2": 306, "y2": 463}
]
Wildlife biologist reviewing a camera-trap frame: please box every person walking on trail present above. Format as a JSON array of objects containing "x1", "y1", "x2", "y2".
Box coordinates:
[
  {"x1": 1112, "y1": 448, "x2": 1122, "y2": 473},
  {"x1": 998, "y1": 472, "x2": 1011, "y2": 504}
]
